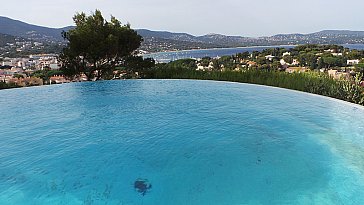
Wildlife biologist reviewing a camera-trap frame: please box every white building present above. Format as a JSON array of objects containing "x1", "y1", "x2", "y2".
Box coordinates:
[
  {"x1": 196, "y1": 65, "x2": 205, "y2": 71},
  {"x1": 347, "y1": 59, "x2": 360, "y2": 65},
  {"x1": 280, "y1": 59, "x2": 287, "y2": 65},
  {"x1": 50, "y1": 64, "x2": 60, "y2": 70},
  {"x1": 292, "y1": 59, "x2": 300, "y2": 66},
  {"x1": 265, "y1": 55, "x2": 275, "y2": 61},
  {"x1": 282, "y1": 52, "x2": 291, "y2": 56},
  {"x1": 280, "y1": 58, "x2": 299, "y2": 66},
  {"x1": 324, "y1": 49, "x2": 335, "y2": 53}
]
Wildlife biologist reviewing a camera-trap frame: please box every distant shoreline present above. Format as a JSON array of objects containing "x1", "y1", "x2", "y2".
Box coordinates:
[
  {"x1": 143, "y1": 45, "x2": 298, "y2": 55},
  {"x1": 143, "y1": 43, "x2": 364, "y2": 55}
]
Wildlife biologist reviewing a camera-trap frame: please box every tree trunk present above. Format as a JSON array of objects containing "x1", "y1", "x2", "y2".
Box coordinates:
[{"x1": 85, "y1": 72, "x2": 92, "y2": 81}]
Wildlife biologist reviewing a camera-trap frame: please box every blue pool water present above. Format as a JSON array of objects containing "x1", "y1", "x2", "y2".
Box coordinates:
[{"x1": 1, "y1": 80, "x2": 364, "y2": 205}]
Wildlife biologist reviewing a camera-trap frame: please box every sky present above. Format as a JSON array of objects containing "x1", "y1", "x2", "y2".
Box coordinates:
[{"x1": 1, "y1": 0, "x2": 364, "y2": 37}]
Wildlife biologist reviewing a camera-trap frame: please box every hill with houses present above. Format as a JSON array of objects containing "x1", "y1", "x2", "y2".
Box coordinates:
[{"x1": 2, "y1": 16, "x2": 364, "y2": 54}]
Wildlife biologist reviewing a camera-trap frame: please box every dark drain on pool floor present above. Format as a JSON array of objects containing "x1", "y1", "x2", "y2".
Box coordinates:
[{"x1": 134, "y1": 178, "x2": 152, "y2": 196}]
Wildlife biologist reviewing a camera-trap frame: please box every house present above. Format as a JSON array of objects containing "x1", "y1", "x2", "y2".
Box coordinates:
[
  {"x1": 50, "y1": 75, "x2": 70, "y2": 84},
  {"x1": 265, "y1": 55, "x2": 275, "y2": 61},
  {"x1": 50, "y1": 64, "x2": 60, "y2": 70},
  {"x1": 291, "y1": 59, "x2": 300, "y2": 66},
  {"x1": 347, "y1": 59, "x2": 360, "y2": 65},
  {"x1": 282, "y1": 52, "x2": 291, "y2": 56},
  {"x1": 328, "y1": 69, "x2": 351, "y2": 80},
  {"x1": 10, "y1": 67, "x2": 23, "y2": 74},
  {"x1": 324, "y1": 49, "x2": 335, "y2": 53},
  {"x1": 280, "y1": 58, "x2": 299, "y2": 66},
  {"x1": 280, "y1": 59, "x2": 287, "y2": 65},
  {"x1": 2, "y1": 60, "x2": 14, "y2": 67},
  {"x1": 246, "y1": 61, "x2": 257, "y2": 68},
  {"x1": 196, "y1": 65, "x2": 205, "y2": 71},
  {"x1": 285, "y1": 67, "x2": 307, "y2": 73},
  {"x1": 208, "y1": 62, "x2": 214, "y2": 70},
  {"x1": 196, "y1": 63, "x2": 205, "y2": 71},
  {"x1": 328, "y1": 69, "x2": 337, "y2": 77},
  {"x1": 220, "y1": 64, "x2": 225, "y2": 71}
]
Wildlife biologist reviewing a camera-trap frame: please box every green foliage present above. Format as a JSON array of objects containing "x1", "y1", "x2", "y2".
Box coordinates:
[
  {"x1": 0, "y1": 81, "x2": 19, "y2": 90},
  {"x1": 59, "y1": 10, "x2": 142, "y2": 81},
  {"x1": 218, "y1": 56, "x2": 235, "y2": 70},
  {"x1": 144, "y1": 66, "x2": 364, "y2": 106},
  {"x1": 283, "y1": 55, "x2": 293, "y2": 64},
  {"x1": 260, "y1": 47, "x2": 286, "y2": 56},
  {"x1": 30, "y1": 69, "x2": 64, "y2": 82},
  {"x1": 13, "y1": 74, "x2": 24, "y2": 79},
  {"x1": 346, "y1": 50, "x2": 364, "y2": 59},
  {"x1": 297, "y1": 52, "x2": 316, "y2": 67},
  {"x1": 200, "y1": 57, "x2": 211, "y2": 67},
  {"x1": 0, "y1": 34, "x2": 18, "y2": 46},
  {"x1": 355, "y1": 63, "x2": 364, "y2": 73},
  {"x1": 271, "y1": 60, "x2": 281, "y2": 70},
  {"x1": 236, "y1": 51, "x2": 250, "y2": 59},
  {"x1": 256, "y1": 56, "x2": 268, "y2": 65},
  {"x1": 31, "y1": 70, "x2": 46, "y2": 81},
  {"x1": 123, "y1": 56, "x2": 155, "y2": 72},
  {"x1": 322, "y1": 56, "x2": 345, "y2": 68},
  {"x1": 143, "y1": 44, "x2": 364, "y2": 105},
  {"x1": 293, "y1": 44, "x2": 344, "y2": 54},
  {"x1": 166, "y1": 59, "x2": 197, "y2": 70}
]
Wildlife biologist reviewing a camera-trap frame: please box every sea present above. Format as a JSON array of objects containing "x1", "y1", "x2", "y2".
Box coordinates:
[{"x1": 143, "y1": 44, "x2": 364, "y2": 63}]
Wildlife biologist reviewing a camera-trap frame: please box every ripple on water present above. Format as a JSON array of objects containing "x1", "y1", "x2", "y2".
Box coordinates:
[{"x1": 0, "y1": 80, "x2": 364, "y2": 205}]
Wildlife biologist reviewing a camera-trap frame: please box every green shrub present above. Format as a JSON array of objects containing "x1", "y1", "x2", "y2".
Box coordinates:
[{"x1": 144, "y1": 66, "x2": 364, "y2": 106}]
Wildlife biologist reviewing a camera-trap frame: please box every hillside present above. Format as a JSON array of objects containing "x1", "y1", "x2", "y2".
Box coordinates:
[
  {"x1": 1, "y1": 16, "x2": 364, "y2": 53},
  {"x1": 0, "y1": 33, "x2": 24, "y2": 46},
  {"x1": 0, "y1": 16, "x2": 71, "y2": 42},
  {"x1": 137, "y1": 29, "x2": 364, "y2": 51}
]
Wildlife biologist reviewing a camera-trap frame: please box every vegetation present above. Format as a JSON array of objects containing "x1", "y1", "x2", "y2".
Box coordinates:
[
  {"x1": 29, "y1": 69, "x2": 64, "y2": 83},
  {"x1": 0, "y1": 81, "x2": 19, "y2": 89},
  {"x1": 146, "y1": 67, "x2": 364, "y2": 105},
  {"x1": 59, "y1": 10, "x2": 144, "y2": 81},
  {"x1": 0, "y1": 34, "x2": 19, "y2": 47},
  {"x1": 2, "y1": 43, "x2": 364, "y2": 106},
  {"x1": 142, "y1": 54, "x2": 364, "y2": 105}
]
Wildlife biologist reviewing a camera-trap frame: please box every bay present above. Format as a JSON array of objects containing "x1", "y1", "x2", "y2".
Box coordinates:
[{"x1": 143, "y1": 44, "x2": 364, "y2": 63}]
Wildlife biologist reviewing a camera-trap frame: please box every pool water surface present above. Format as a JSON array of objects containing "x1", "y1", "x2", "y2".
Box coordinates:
[{"x1": 0, "y1": 80, "x2": 364, "y2": 205}]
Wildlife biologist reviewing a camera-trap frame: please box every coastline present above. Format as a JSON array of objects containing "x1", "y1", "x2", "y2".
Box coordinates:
[
  {"x1": 143, "y1": 44, "x2": 298, "y2": 55},
  {"x1": 143, "y1": 43, "x2": 364, "y2": 55}
]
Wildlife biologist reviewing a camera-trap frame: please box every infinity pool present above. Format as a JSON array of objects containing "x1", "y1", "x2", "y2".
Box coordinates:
[{"x1": 1, "y1": 80, "x2": 364, "y2": 205}]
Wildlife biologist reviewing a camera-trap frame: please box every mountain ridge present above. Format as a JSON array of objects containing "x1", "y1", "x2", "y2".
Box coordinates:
[
  {"x1": 0, "y1": 16, "x2": 72, "y2": 42},
  {"x1": 2, "y1": 16, "x2": 364, "y2": 52}
]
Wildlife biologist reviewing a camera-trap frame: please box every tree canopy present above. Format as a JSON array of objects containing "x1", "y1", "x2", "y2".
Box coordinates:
[{"x1": 59, "y1": 10, "x2": 143, "y2": 81}]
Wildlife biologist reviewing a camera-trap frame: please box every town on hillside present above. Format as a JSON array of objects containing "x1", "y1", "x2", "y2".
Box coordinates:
[
  {"x1": 0, "y1": 53, "x2": 138, "y2": 88},
  {"x1": 0, "y1": 54, "x2": 67, "y2": 87},
  {"x1": 1, "y1": 44, "x2": 364, "y2": 88},
  {"x1": 159, "y1": 44, "x2": 364, "y2": 86}
]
